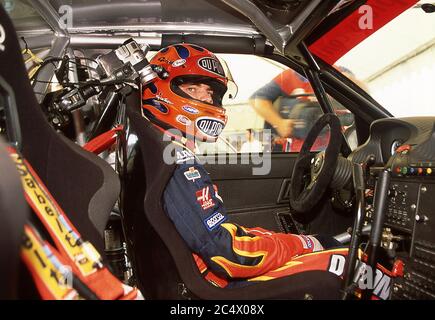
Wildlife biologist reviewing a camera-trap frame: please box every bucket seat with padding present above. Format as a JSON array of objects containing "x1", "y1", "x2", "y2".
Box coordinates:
[
  {"x1": 0, "y1": 139, "x2": 29, "y2": 299},
  {"x1": 0, "y1": 4, "x2": 119, "y2": 258}
]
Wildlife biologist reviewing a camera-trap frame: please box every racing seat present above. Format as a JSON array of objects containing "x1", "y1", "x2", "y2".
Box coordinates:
[
  {"x1": 124, "y1": 91, "x2": 343, "y2": 299},
  {"x1": 0, "y1": 6, "x2": 119, "y2": 256},
  {"x1": 0, "y1": 139, "x2": 29, "y2": 299}
]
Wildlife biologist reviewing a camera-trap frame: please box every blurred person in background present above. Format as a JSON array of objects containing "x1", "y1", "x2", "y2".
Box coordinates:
[
  {"x1": 240, "y1": 128, "x2": 263, "y2": 153},
  {"x1": 249, "y1": 67, "x2": 365, "y2": 152}
]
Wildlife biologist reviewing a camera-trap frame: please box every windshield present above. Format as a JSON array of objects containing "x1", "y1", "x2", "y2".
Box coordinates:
[{"x1": 335, "y1": 0, "x2": 435, "y2": 117}]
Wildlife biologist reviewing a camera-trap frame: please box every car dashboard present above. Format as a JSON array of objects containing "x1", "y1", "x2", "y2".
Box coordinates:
[{"x1": 349, "y1": 117, "x2": 435, "y2": 299}]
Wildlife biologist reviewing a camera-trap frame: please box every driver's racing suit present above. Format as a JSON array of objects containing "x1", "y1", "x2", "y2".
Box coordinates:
[{"x1": 163, "y1": 143, "x2": 340, "y2": 288}]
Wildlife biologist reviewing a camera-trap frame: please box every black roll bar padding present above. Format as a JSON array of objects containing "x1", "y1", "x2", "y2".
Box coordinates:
[
  {"x1": 298, "y1": 41, "x2": 334, "y2": 114},
  {"x1": 369, "y1": 170, "x2": 391, "y2": 250},
  {"x1": 363, "y1": 169, "x2": 391, "y2": 299},
  {"x1": 341, "y1": 162, "x2": 366, "y2": 299},
  {"x1": 341, "y1": 154, "x2": 376, "y2": 299},
  {"x1": 161, "y1": 34, "x2": 272, "y2": 55},
  {"x1": 297, "y1": 41, "x2": 352, "y2": 154}
]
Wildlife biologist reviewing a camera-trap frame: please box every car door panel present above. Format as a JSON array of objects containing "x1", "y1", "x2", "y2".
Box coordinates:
[{"x1": 200, "y1": 153, "x2": 298, "y2": 232}]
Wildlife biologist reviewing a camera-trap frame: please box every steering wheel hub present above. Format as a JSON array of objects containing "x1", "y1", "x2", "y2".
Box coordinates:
[{"x1": 312, "y1": 152, "x2": 324, "y2": 174}]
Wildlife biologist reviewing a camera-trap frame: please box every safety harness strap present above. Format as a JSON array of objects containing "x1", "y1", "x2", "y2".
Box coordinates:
[
  {"x1": 9, "y1": 148, "x2": 140, "y2": 300},
  {"x1": 22, "y1": 224, "x2": 80, "y2": 300}
]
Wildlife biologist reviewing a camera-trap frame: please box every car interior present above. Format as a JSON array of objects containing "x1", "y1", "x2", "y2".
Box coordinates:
[{"x1": 1, "y1": 0, "x2": 434, "y2": 300}]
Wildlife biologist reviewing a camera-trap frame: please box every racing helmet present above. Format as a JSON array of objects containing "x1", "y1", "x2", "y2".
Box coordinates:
[{"x1": 142, "y1": 44, "x2": 237, "y2": 142}]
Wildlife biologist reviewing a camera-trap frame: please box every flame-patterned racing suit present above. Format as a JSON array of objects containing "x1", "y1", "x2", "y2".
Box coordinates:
[{"x1": 163, "y1": 143, "x2": 347, "y2": 288}]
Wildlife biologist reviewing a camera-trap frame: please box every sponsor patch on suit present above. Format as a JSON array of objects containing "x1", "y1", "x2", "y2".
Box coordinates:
[
  {"x1": 204, "y1": 212, "x2": 226, "y2": 231},
  {"x1": 184, "y1": 167, "x2": 201, "y2": 182}
]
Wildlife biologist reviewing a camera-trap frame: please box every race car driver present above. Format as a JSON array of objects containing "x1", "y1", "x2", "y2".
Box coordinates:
[{"x1": 141, "y1": 44, "x2": 342, "y2": 288}]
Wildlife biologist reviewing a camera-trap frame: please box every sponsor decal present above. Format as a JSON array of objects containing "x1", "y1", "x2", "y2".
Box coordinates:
[
  {"x1": 172, "y1": 58, "x2": 186, "y2": 67},
  {"x1": 176, "y1": 150, "x2": 195, "y2": 164},
  {"x1": 182, "y1": 105, "x2": 199, "y2": 114},
  {"x1": 196, "y1": 117, "x2": 225, "y2": 138},
  {"x1": 176, "y1": 115, "x2": 192, "y2": 126},
  {"x1": 158, "y1": 56, "x2": 173, "y2": 64},
  {"x1": 0, "y1": 24, "x2": 6, "y2": 52},
  {"x1": 196, "y1": 186, "x2": 215, "y2": 210},
  {"x1": 10, "y1": 153, "x2": 100, "y2": 278},
  {"x1": 155, "y1": 94, "x2": 173, "y2": 105},
  {"x1": 204, "y1": 211, "x2": 226, "y2": 231},
  {"x1": 328, "y1": 254, "x2": 347, "y2": 277},
  {"x1": 197, "y1": 57, "x2": 225, "y2": 77},
  {"x1": 299, "y1": 235, "x2": 313, "y2": 249},
  {"x1": 328, "y1": 254, "x2": 391, "y2": 300},
  {"x1": 184, "y1": 167, "x2": 201, "y2": 182}
]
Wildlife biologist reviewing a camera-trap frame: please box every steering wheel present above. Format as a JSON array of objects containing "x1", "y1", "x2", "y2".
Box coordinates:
[{"x1": 289, "y1": 113, "x2": 342, "y2": 214}]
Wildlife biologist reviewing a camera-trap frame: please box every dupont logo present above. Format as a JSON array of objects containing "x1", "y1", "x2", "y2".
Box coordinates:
[
  {"x1": 328, "y1": 254, "x2": 391, "y2": 300},
  {"x1": 196, "y1": 117, "x2": 225, "y2": 138},
  {"x1": 0, "y1": 24, "x2": 6, "y2": 52},
  {"x1": 197, "y1": 57, "x2": 225, "y2": 77},
  {"x1": 196, "y1": 186, "x2": 215, "y2": 210},
  {"x1": 204, "y1": 212, "x2": 226, "y2": 231}
]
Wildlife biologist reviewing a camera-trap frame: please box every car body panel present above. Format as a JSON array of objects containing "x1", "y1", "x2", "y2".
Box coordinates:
[{"x1": 310, "y1": 0, "x2": 418, "y2": 64}]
